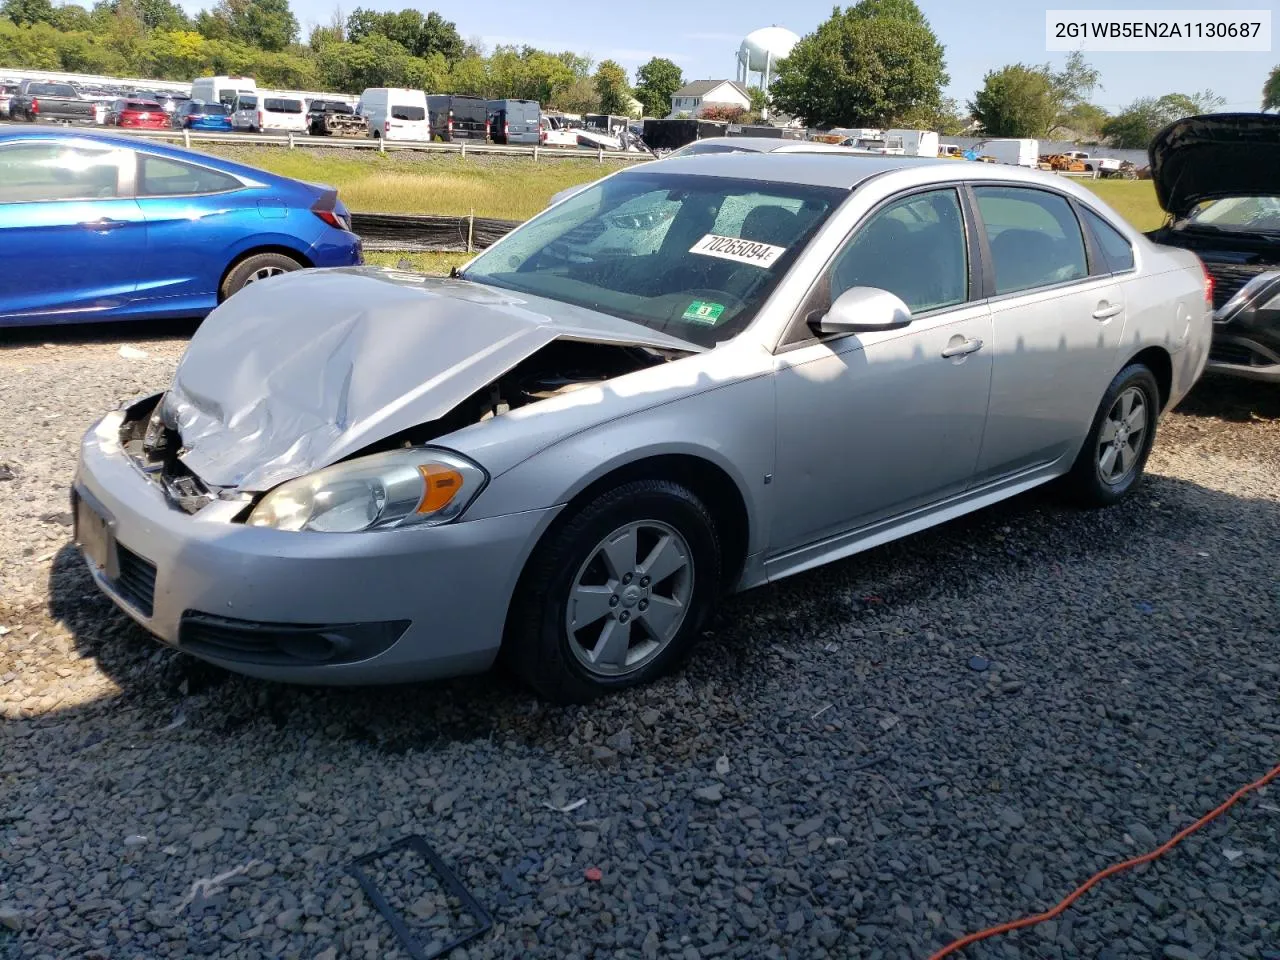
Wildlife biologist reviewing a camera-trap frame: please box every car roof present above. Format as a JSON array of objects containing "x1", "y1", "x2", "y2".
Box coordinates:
[
  {"x1": 682, "y1": 136, "x2": 855, "y2": 154},
  {"x1": 637, "y1": 150, "x2": 1104, "y2": 195},
  {"x1": 0, "y1": 127, "x2": 290, "y2": 185}
]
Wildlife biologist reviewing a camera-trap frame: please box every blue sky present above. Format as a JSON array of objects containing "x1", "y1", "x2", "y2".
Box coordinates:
[{"x1": 198, "y1": 0, "x2": 1277, "y2": 111}]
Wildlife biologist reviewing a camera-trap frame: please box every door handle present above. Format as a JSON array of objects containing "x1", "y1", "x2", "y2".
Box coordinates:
[
  {"x1": 1092, "y1": 301, "x2": 1123, "y2": 320},
  {"x1": 81, "y1": 218, "x2": 128, "y2": 231},
  {"x1": 941, "y1": 337, "x2": 984, "y2": 358}
]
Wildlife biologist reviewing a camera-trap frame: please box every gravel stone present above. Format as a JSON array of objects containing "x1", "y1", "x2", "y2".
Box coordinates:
[{"x1": 1, "y1": 332, "x2": 1277, "y2": 959}]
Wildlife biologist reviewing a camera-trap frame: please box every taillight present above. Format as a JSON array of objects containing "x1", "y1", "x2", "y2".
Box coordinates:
[
  {"x1": 503, "y1": 120, "x2": 508, "y2": 139},
  {"x1": 312, "y1": 206, "x2": 349, "y2": 231},
  {"x1": 447, "y1": 111, "x2": 453, "y2": 138},
  {"x1": 1201, "y1": 260, "x2": 1214, "y2": 307},
  {"x1": 30, "y1": 97, "x2": 38, "y2": 114},
  {"x1": 383, "y1": 120, "x2": 390, "y2": 135},
  {"x1": 258, "y1": 110, "x2": 264, "y2": 128}
]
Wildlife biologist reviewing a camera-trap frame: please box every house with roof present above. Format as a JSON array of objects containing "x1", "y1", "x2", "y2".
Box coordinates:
[{"x1": 667, "y1": 80, "x2": 753, "y2": 119}]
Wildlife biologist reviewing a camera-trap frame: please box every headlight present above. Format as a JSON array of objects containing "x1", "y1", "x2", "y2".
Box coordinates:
[{"x1": 246, "y1": 448, "x2": 486, "y2": 533}]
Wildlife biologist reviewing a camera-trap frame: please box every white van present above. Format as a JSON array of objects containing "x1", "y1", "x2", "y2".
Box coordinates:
[
  {"x1": 973, "y1": 138, "x2": 1039, "y2": 167},
  {"x1": 190, "y1": 76, "x2": 257, "y2": 112},
  {"x1": 358, "y1": 88, "x2": 430, "y2": 141},
  {"x1": 233, "y1": 91, "x2": 307, "y2": 133}
]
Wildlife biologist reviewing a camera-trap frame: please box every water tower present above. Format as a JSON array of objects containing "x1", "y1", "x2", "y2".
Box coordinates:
[{"x1": 735, "y1": 25, "x2": 800, "y2": 96}]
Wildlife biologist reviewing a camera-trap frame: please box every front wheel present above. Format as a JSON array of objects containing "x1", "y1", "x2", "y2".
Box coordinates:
[
  {"x1": 505, "y1": 479, "x2": 722, "y2": 703},
  {"x1": 1061, "y1": 363, "x2": 1160, "y2": 507}
]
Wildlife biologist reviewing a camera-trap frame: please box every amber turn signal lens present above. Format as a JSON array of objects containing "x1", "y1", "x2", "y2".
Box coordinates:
[{"x1": 415, "y1": 464, "x2": 463, "y2": 514}]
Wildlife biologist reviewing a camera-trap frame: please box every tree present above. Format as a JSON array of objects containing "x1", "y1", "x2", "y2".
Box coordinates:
[
  {"x1": 418, "y1": 10, "x2": 461, "y2": 61},
  {"x1": 968, "y1": 63, "x2": 1056, "y2": 137},
  {"x1": 633, "y1": 56, "x2": 682, "y2": 118},
  {"x1": 1265, "y1": 65, "x2": 1280, "y2": 111},
  {"x1": 771, "y1": 0, "x2": 948, "y2": 128},
  {"x1": 1, "y1": 0, "x2": 56, "y2": 25},
  {"x1": 593, "y1": 58, "x2": 629, "y2": 115},
  {"x1": 134, "y1": 0, "x2": 188, "y2": 30},
  {"x1": 52, "y1": 4, "x2": 93, "y2": 30},
  {"x1": 1056, "y1": 102, "x2": 1108, "y2": 140},
  {"x1": 199, "y1": 0, "x2": 297, "y2": 52},
  {"x1": 898, "y1": 96, "x2": 968, "y2": 135},
  {"x1": 557, "y1": 75, "x2": 598, "y2": 113},
  {"x1": 1101, "y1": 91, "x2": 1227, "y2": 148}
]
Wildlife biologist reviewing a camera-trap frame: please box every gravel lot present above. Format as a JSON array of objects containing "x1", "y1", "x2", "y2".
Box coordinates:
[{"x1": 1, "y1": 323, "x2": 1278, "y2": 960}]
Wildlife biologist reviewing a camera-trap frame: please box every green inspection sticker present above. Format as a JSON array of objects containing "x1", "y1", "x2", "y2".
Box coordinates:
[{"x1": 682, "y1": 300, "x2": 725, "y2": 324}]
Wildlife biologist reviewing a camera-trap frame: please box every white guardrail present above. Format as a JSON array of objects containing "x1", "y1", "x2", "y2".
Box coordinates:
[{"x1": 0, "y1": 119, "x2": 653, "y2": 163}]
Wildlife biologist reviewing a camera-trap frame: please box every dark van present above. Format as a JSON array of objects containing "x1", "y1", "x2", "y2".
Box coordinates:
[
  {"x1": 426, "y1": 95, "x2": 489, "y2": 142},
  {"x1": 487, "y1": 98, "x2": 541, "y2": 145}
]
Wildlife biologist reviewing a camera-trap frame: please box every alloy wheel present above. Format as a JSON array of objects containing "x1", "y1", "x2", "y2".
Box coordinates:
[
  {"x1": 244, "y1": 266, "x2": 288, "y2": 285},
  {"x1": 565, "y1": 520, "x2": 694, "y2": 677},
  {"x1": 1097, "y1": 385, "x2": 1148, "y2": 484}
]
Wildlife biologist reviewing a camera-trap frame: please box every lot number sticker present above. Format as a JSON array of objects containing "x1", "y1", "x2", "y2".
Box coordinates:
[
  {"x1": 682, "y1": 300, "x2": 725, "y2": 324},
  {"x1": 689, "y1": 233, "x2": 786, "y2": 268}
]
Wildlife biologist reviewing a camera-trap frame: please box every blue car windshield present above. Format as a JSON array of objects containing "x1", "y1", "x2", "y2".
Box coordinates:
[{"x1": 459, "y1": 171, "x2": 846, "y2": 347}]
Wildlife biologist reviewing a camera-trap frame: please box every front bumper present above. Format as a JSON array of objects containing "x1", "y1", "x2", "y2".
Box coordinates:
[
  {"x1": 73, "y1": 411, "x2": 558, "y2": 684},
  {"x1": 1207, "y1": 313, "x2": 1280, "y2": 382}
]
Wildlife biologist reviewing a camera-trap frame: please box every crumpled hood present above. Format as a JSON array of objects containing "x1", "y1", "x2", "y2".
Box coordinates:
[
  {"x1": 162, "y1": 267, "x2": 698, "y2": 492},
  {"x1": 1149, "y1": 113, "x2": 1280, "y2": 219}
]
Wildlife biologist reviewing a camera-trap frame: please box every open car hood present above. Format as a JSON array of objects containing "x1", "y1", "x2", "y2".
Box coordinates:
[
  {"x1": 161, "y1": 267, "x2": 699, "y2": 492},
  {"x1": 1149, "y1": 113, "x2": 1280, "y2": 219}
]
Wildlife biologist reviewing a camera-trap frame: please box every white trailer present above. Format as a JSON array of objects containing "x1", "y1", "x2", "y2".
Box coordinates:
[
  {"x1": 885, "y1": 129, "x2": 940, "y2": 157},
  {"x1": 973, "y1": 138, "x2": 1039, "y2": 167}
]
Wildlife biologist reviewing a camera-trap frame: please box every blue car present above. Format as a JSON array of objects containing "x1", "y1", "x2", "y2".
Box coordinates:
[
  {"x1": 173, "y1": 100, "x2": 235, "y2": 132},
  {"x1": 0, "y1": 128, "x2": 362, "y2": 326}
]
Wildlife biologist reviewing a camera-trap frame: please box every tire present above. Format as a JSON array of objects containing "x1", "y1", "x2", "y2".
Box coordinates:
[
  {"x1": 1061, "y1": 363, "x2": 1160, "y2": 507},
  {"x1": 504, "y1": 479, "x2": 722, "y2": 704},
  {"x1": 219, "y1": 252, "x2": 303, "y2": 302}
]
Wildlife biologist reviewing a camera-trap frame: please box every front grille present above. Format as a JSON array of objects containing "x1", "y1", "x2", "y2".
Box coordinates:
[
  {"x1": 1210, "y1": 341, "x2": 1273, "y2": 368},
  {"x1": 1204, "y1": 261, "x2": 1272, "y2": 311},
  {"x1": 114, "y1": 545, "x2": 157, "y2": 616}
]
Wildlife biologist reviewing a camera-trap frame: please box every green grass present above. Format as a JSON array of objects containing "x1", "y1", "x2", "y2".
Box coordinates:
[
  {"x1": 1078, "y1": 179, "x2": 1165, "y2": 232},
  {"x1": 199, "y1": 144, "x2": 634, "y2": 220}
]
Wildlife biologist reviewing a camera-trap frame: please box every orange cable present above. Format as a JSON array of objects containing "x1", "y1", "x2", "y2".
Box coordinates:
[{"x1": 927, "y1": 760, "x2": 1280, "y2": 960}]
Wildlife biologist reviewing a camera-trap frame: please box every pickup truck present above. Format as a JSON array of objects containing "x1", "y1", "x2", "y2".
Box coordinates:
[{"x1": 8, "y1": 80, "x2": 98, "y2": 124}]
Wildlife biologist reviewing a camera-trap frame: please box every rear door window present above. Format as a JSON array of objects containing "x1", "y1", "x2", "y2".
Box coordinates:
[
  {"x1": 0, "y1": 143, "x2": 125, "y2": 203},
  {"x1": 138, "y1": 155, "x2": 241, "y2": 197},
  {"x1": 1079, "y1": 207, "x2": 1135, "y2": 273},
  {"x1": 972, "y1": 186, "x2": 1088, "y2": 295},
  {"x1": 264, "y1": 98, "x2": 303, "y2": 113},
  {"x1": 391, "y1": 104, "x2": 425, "y2": 121}
]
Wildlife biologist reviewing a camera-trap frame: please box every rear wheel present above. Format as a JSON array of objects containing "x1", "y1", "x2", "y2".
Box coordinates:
[
  {"x1": 1061, "y1": 363, "x2": 1159, "y2": 507},
  {"x1": 505, "y1": 479, "x2": 722, "y2": 704},
  {"x1": 219, "y1": 252, "x2": 303, "y2": 302}
]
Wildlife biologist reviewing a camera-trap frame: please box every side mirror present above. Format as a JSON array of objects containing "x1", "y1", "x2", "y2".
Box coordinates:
[{"x1": 809, "y1": 286, "x2": 912, "y2": 335}]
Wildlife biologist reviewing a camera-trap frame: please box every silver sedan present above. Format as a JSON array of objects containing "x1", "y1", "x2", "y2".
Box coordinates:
[{"x1": 73, "y1": 153, "x2": 1213, "y2": 702}]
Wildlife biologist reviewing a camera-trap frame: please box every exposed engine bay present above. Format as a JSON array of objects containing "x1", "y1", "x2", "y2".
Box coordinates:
[
  {"x1": 363, "y1": 337, "x2": 680, "y2": 451},
  {"x1": 118, "y1": 337, "x2": 682, "y2": 513}
]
